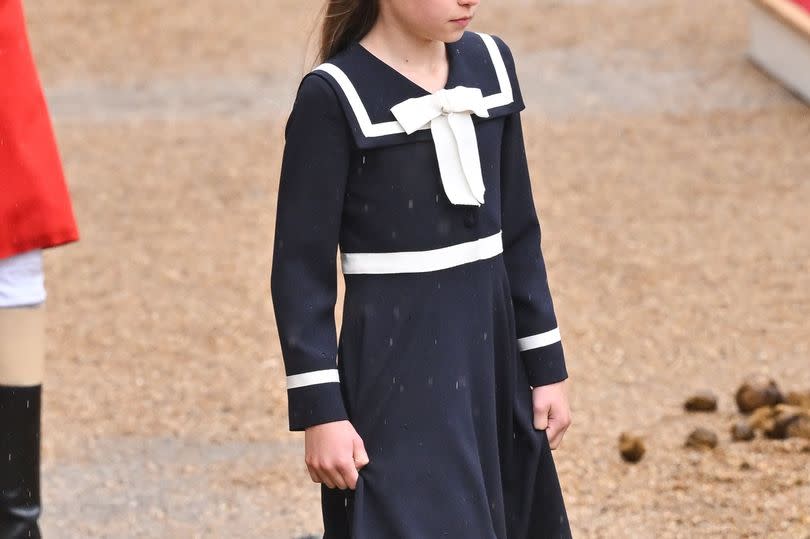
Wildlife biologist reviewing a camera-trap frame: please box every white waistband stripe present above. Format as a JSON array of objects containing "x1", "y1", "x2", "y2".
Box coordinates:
[
  {"x1": 340, "y1": 231, "x2": 503, "y2": 274},
  {"x1": 286, "y1": 369, "x2": 340, "y2": 390},
  {"x1": 517, "y1": 327, "x2": 561, "y2": 351}
]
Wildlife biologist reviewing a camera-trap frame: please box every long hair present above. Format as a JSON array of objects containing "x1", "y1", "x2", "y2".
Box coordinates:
[{"x1": 316, "y1": 0, "x2": 379, "y2": 65}]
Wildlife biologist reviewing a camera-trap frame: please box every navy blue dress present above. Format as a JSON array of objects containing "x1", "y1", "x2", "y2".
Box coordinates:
[{"x1": 271, "y1": 30, "x2": 572, "y2": 539}]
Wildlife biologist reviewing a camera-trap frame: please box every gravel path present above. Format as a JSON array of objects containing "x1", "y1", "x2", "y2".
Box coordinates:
[{"x1": 42, "y1": 436, "x2": 322, "y2": 538}]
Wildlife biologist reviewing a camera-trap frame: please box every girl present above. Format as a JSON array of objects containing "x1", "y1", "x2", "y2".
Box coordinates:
[
  {"x1": 1, "y1": 1, "x2": 80, "y2": 536},
  {"x1": 270, "y1": 1, "x2": 572, "y2": 537}
]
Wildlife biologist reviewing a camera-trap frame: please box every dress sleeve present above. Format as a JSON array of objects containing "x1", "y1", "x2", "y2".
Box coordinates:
[
  {"x1": 495, "y1": 36, "x2": 569, "y2": 388},
  {"x1": 270, "y1": 73, "x2": 352, "y2": 431}
]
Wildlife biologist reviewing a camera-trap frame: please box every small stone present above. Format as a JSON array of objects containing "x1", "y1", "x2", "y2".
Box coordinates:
[
  {"x1": 785, "y1": 389, "x2": 810, "y2": 410},
  {"x1": 763, "y1": 404, "x2": 807, "y2": 440},
  {"x1": 747, "y1": 405, "x2": 778, "y2": 431},
  {"x1": 730, "y1": 420, "x2": 755, "y2": 441},
  {"x1": 618, "y1": 432, "x2": 645, "y2": 463},
  {"x1": 748, "y1": 406, "x2": 777, "y2": 430},
  {"x1": 685, "y1": 427, "x2": 718, "y2": 450},
  {"x1": 684, "y1": 390, "x2": 718, "y2": 412},
  {"x1": 785, "y1": 411, "x2": 810, "y2": 440},
  {"x1": 735, "y1": 375, "x2": 784, "y2": 413}
]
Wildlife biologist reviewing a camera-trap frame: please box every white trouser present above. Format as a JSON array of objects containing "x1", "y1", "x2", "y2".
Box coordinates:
[{"x1": 0, "y1": 249, "x2": 47, "y2": 308}]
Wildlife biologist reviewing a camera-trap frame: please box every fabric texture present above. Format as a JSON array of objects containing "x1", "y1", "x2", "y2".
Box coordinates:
[
  {"x1": 0, "y1": 0, "x2": 79, "y2": 259},
  {"x1": 271, "y1": 30, "x2": 571, "y2": 538}
]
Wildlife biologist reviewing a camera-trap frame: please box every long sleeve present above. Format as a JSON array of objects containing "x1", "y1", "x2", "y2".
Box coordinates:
[
  {"x1": 270, "y1": 73, "x2": 352, "y2": 431},
  {"x1": 495, "y1": 36, "x2": 569, "y2": 388},
  {"x1": 500, "y1": 110, "x2": 568, "y2": 388}
]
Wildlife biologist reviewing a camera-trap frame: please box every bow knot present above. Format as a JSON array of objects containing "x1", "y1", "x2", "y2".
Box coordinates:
[{"x1": 390, "y1": 86, "x2": 489, "y2": 206}]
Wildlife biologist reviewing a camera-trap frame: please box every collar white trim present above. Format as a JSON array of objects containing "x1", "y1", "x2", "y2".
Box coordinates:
[{"x1": 312, "y1": 32, "x2": 513, "y2": 139}]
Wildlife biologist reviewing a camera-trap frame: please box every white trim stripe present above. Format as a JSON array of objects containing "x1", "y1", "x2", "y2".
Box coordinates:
[
  {"x1": 286, "y1": 369, "x2": 340, "y2": 390},
  {"x1": 312, "y1": 32, "x2": 513, "y2": 139},
  {"x1": 341, "y1": 231, "x2": 503, "y2": 274},
  {"x1": 517, "y1": 327, "x2": 561, "y2": 351},
  {"x1": 313, "y1": 63, "x2": 409, "y2": 137},
  {"x1": 477, "y1": 33, "x2": 514, "y2": 110}
]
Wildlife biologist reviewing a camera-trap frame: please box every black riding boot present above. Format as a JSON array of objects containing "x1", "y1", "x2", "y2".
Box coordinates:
[{"x1": 0, "y1": 384, "x2": 42, "y2": 539}]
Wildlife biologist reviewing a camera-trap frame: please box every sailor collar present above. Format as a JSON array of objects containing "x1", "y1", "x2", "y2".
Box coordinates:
[{"x1": 309, "y1": 31, "x2": 525, "y2": 206}]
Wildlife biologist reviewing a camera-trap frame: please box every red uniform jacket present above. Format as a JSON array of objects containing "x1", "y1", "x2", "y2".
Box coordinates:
[{"x1": 0, "y1": 0, "x2": 78, "y2": 260}]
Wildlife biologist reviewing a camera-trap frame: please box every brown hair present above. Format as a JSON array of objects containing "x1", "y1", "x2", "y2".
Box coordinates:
[{"x1": 315, "y1": 0, "x2": 379, "y2": 65}]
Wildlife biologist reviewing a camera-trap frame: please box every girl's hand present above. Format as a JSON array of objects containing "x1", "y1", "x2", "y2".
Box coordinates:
[
  {"x1": 532, "y1": 379, "x2": 572, "y2": 450},
  {"x1": 304, "y1": 419, "x2": 370, "y2": 490}
]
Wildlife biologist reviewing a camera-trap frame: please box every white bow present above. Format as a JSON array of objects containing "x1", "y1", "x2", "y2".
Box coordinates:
[{"x1": 390, "y1": 86, "x2": 490, "y2": 206}]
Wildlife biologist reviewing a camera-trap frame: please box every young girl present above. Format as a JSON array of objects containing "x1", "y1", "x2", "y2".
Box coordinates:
[{"x1": 271, "y1": 1, "x2": 572, "y2": 537}]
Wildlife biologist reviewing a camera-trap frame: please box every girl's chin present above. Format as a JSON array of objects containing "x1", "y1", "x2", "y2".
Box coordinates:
[{"x1": 440, "y1": 27, "x2": 467, "y2": 41}]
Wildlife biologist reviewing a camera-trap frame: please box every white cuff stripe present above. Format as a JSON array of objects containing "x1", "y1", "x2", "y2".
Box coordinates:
[
  {"x1": 517, "y1": 327, "x2": 561, "y2": 351},
  {"x1": 286, "y1": 369, "x2": 340, "y2": 390}
]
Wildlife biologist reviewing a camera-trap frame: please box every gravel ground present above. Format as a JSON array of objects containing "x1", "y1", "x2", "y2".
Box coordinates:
[
  {"x1": 23, "y1": 0, "x2": 810, "y2": 537},
  {"x1": 41, "y1": 436, "x2": 317, "y2": 538}
]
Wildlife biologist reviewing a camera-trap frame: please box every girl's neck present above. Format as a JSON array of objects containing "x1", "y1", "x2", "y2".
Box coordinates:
[{"x1": 359, "y1": 17, "x2": 448, "y2": 88}]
